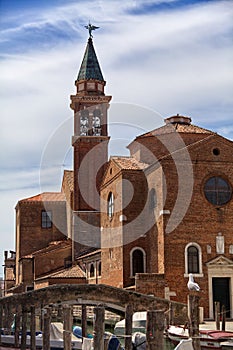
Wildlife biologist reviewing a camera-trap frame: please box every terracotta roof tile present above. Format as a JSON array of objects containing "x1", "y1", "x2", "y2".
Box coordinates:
[
  {"x1": 139, "y1": 123, "x2": 214, "y2": 138},
  {"x1": 111, "y1": 156, "x2": 148, "y2": 170},
  {"x1": 49, "y1": 265, "x2": 85, "y2": 278},
  {"x1": 22, "y1": 240, "x2": 71, "y2": 258},
  {"x1": 36, "y1": 264, "x2": 85, "y2": 280},
  {"x1": 19, "y1": 192, "x2": 65, "y2": 203}
]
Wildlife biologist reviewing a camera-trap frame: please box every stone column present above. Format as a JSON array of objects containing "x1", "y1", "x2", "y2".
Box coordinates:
[
  {"x1": 63, "y1": 305, "x2": 72, "y2": 350},
  {"x1": 93, "y1": 306, "x2": 105, "y2": 350},
  {"x1": 146, "y1": 310, "x2": 165, "y2": 349},
  {"x1": 125, "y1": 304, "x2": 133, "y2": 350}
]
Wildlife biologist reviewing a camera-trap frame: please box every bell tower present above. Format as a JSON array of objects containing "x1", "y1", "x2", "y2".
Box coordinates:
[{"x1": 70, "y1": 25, "x2": 111, "y2": 257}]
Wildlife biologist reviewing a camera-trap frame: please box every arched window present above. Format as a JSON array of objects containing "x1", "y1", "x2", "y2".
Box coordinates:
[
  {"x1": 184, "y1": 243, "x2": 202, "y2": 276},
  {"x1": 98, "y1": 261, "x2": 101, "y2": 276},
  {"x1": 230, "y1": 245, "x2": 233, "y2": 255},
  {"x1": 130, "y1": 248, "x2": 146, "y2": 277},
  {"x1": 80, "y1": 109, "x2": 89, "y2": 136},
  {"x1": 90, "y1": 263, "x2": 95, "y2": 278},
  {"x1": 188, "y1": 246, "x2": 199, "y2": 273},
  {"x1": 107, "y1": 192, "x2": 114, "y2": 218},
  {"x1": 93, "y1": 109, "x2": 101, "y2": 136},
  {"x1": 149, "y1": 188, "x2": 157, "y2": 209}
]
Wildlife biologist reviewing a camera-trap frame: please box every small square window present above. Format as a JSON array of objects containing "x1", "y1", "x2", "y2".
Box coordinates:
[
  {"x1": 26, "y1": 286, "x2": 34, "y2": 292},
  {"x1": 64, "y1": 257, "x2": 72, "y2": 268},
  {"x1": 41, "y1": 210, "x2": 52, "y2": 228}
]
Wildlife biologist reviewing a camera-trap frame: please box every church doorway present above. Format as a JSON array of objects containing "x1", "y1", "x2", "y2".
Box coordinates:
[{"x1": 212, "y1": 277, "x2": 230, "y2": 318}]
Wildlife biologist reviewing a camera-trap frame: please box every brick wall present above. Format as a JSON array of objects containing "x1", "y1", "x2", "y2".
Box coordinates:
[
  {"x1": 35, "y1": 277, "x2": 86, "y2": 290},
  {"x1": 135, "y1": 273, "x2": 166, "y2": 297},
  {"x1": 73, "y1": 211, "x2": 101, "y2": 258},
  {"x1": 101, "y1": 131, "x2": 233, "y2": 318},
  {"x1": 16, "y1": 201, "x2": 67, "y2": 258},
  {"x1": 34, "y1": 245, "x2": 72, "y2": 278},
  {"x1": 73, "y1": 137, "x2": 109, "y2": 211},
  {"x1": 160, "y1": 135, "x2": 233, "y2": 317},
  {"x1": 15, "y1": 200, "x2": 67, "y2": 285}
]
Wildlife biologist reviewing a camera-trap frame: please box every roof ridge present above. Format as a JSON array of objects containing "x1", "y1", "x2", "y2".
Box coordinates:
[
  {"x1": 111, "y1": 155, "x2": 132, "y2": 159},
  {"x1": 111, "y1": 155, "x2": 148, "y2": 170},
  {"x1": 35, "y1": 264, "x2": 85, "y2": 280},
  {"x1": 18, "y1": 191, "x2": 65, "y2": 203},
  {"x1": 137, "y1": 122, "x2": 214, "y2": 139},
  {"x1": 21, "y1": 239, "x2": 71, "y2": 257}
]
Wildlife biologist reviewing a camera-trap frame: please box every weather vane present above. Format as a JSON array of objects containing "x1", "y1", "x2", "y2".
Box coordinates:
[{"x1": 85, "y1": 22, "x2": 99, "y2": 38}]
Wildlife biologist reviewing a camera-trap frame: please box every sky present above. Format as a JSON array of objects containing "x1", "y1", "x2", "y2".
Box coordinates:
[{"x1": 1, "y1": 0, "x2": 233, "y2": 278}]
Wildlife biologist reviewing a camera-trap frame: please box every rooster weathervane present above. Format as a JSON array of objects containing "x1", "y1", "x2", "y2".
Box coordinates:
[{"x1": 85, "y1": 22, "x2": 99, "y2": 38}]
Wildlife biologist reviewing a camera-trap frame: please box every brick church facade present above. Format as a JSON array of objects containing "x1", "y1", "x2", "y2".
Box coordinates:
[{"x1": 4, "y1": 32, "x2": 233, "y2": 319}]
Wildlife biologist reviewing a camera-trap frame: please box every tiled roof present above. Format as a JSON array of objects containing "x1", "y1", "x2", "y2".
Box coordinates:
[
  {"x1": 6, "y1": 284, "x2": 24, "y2": 294},
  {"x1": 111, "y1": 156, "x2": 148, "y2": 170},
  {"x1": 77, "y1": 38, "x2": 104, "y2": 81},
  {"x1": 19, "y1": 192, "x2": 65, "y2": 203},
  {"x1": 22, "y1": 240, "x2": 71, "y2": 258},
  {"x1": 36, "y1": 264, "x2": 85, "y2": 280},
  {"x1": 139, "y1": 123, "x2": 214, "y2": 138},
  {"x1": 62, "y1": 170, "x2": 74, "y2": 191},
  {"x1": 49, "y1": 264, "x2": 85, "y2": 278},
  {"x1": 76, "y1": 248, "x2": 101, "y2": 259}
]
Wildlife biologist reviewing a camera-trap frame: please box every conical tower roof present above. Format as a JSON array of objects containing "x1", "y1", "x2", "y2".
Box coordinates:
[{"x1": 77, "y1": 37, "x2": 104, "y2": 82}]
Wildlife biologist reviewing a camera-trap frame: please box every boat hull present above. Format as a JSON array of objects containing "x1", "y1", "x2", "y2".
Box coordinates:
[
  {"x1": 167, "y1": 326, "x2": 233, "y2": 350},
  {"x1": 0, "y1": 335, "x2": 82, "y2": 349}
]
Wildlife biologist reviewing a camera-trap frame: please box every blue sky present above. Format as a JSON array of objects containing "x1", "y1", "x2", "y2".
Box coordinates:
[{"x1": 1, "y1": 0, "x2": 233, "y2": 277}]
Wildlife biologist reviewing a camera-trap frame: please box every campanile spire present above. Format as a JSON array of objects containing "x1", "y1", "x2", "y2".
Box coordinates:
[
  {"x1": 70, "y1": 26, "x2": 111, "y2": 232},
  {"x1": 70, "y1": 28, "x2": 111, "y2": 138},
  {"x1": 77, "y1": 37, "x2": 104, "y2": 82}
]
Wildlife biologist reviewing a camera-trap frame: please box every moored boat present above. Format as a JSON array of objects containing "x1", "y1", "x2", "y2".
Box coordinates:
[
  {"x1": 221, "y1": 340, "x2": 233, "y2": 349},
  {"x1": 0, "y1": 322, "x2": 83, "y2": 349},
  {"x1": 114, "y1": 311, "x2": 147, "y2": 337},
  {"x1": 167, "y1": 325, "x2": 233, "y2": 349}
]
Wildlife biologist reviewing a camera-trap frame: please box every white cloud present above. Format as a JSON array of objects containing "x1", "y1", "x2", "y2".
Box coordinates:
[{"x1": 0, "y1": 0, "x2": 233, "y2": 276}]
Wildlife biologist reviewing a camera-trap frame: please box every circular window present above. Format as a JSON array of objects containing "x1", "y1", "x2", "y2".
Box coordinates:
[
  {"x1": 204, "y1": 176, "x2": 232, "y2": 205},
  {"x1": 213, "y1": 148, "x2": 220, "y2": 156}
]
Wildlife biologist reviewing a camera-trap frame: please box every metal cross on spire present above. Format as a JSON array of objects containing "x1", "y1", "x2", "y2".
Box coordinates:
[{"x1": 85, "y1": 22, "x2": 100, "y2": 38}]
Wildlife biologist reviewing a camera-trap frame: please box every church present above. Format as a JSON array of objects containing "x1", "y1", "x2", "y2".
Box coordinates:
[{"x1": 4, "y1": 28, "x2": 233, "y2": 320}]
